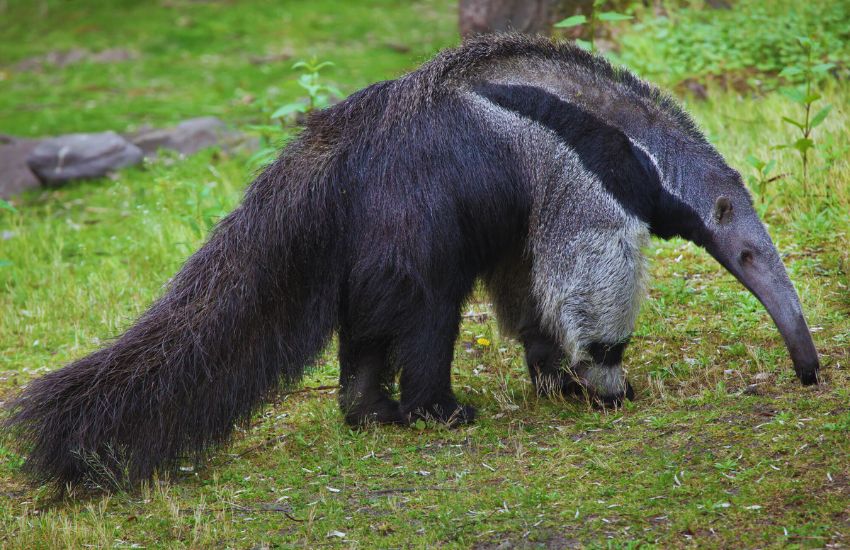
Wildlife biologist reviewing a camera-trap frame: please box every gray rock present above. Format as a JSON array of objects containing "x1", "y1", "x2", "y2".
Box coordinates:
[
  {"x1": 129, "y1": 117, "x2": 238, "y2": 157},
  {"x1": 14, "y1": 48, "x2": 89, "y2": 71},
  {"x1": 743, "y1": 384, "x2": 761, "y2": 396},
  {"x1": 0, "y1": 135, "x2": 42, "y2": 198},
  {"x1": 89, "y1": 48, "x2": 136, "y2": 64},
  {"x1": 27, "y1": 131, "x2": 143, "y2": 185},
  {"x1": 13, "y1": 48, "x2": 137, "y2": 72}
]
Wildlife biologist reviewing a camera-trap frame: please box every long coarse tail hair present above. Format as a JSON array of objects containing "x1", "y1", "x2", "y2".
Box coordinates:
[{"x1": 4, "y1": 136, "x2": 345, "y2": 490}]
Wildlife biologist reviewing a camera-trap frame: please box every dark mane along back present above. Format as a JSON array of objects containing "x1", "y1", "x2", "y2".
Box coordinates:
[{"x1": 400, "y1": 33, "x2": 704, "y2": 144}]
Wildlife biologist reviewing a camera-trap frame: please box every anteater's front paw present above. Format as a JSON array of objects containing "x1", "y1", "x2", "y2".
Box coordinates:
[
  {"x1": 592, "y1": 379, "x2": 635, "y2": 408},
  {"x1": 575, "y1": 363, "x2": 635, "y2": 408},
  {"x1": 404, "y1": 401, "x2": 476, "y2": 427}
]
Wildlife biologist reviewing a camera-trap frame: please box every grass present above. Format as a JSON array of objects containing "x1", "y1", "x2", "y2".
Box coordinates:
[{"x1": 1, "y1": 0, "x2": 849, "y2": 547}]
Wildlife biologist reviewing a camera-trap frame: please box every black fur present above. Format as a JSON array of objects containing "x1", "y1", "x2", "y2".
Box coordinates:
[
  {"x1": 5, "y1": 73, "x2": 534, "y2": 488},
  {"x1": 587, "y1": 341, "x2": 628, "y2": 367}
]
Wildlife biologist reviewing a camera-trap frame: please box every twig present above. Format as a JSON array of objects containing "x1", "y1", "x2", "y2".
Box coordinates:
[
  {"x1": 366, "y1": 486, "x2": 447, "y2": 497},
  {"x1": 766, "y1": 173, "x2": 789, "y2": 183},
  {"x1": 230, "y1": 434, "x2": 287, "y2": 461},
  {"x1": 281, "y1": 384, "x2": 339, "y2": 396}
]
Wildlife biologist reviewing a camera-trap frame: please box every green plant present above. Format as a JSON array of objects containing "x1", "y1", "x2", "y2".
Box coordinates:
[
  {"x1": 245, "y1": 123, "x2": 294, "y2": 170},
  {"x1": 0, "y1": 198, "x2": 16, "y2": 268},
  {"x1": 744, "y1": 155, "x2": 781, "y2": 205},
  {"x1": 616, "y1": 0, "x2": 850, "y2": 90},
  {"x1": 248, "y1": 59, "x2": 342, "y2": 169},
  {"x1": 776, "y1": 37, "x2": 834, "y2": 195},
  {"x1": 271, "y1": 59, "x2": 342, "y2": 121},
  {"x1": 555, "y1": 0, "x2": 633, "y2": 52},
  {"x1": 0, "y1": 198, "x2": 15, "y2": 214},
  {"x1": 713, "y1": 458, "x2": 739, "y2": 472}
]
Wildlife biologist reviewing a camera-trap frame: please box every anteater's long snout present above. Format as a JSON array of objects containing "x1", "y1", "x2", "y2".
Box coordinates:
[
  {"x1": 740, "y1": 256, "x2": 820, "y2": 384},
  {"x1": 706, "y1": 217, "x2": 820, "y2": 385}
]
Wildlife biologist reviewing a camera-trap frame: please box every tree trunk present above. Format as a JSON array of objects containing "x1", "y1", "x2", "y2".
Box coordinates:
[{"x1": 459, "y1": 0, "x2": 593, "y2": 38}]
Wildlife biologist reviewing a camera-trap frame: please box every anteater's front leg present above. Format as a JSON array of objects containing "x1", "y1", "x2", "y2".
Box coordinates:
[
  {"x1": 532, "y1": 221, "x2": 649, "y2": 407},
  {"x1": 519, "y1": 324, "x2": 633, "y2": 405},
  {"x1": 519, "y1": 324, "x2": 574, "y2": 397}
]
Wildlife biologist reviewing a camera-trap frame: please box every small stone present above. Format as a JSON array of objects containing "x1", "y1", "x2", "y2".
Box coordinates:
[
  {"x1": 14, "y1": 48, "x2": 137, "y2": 72},
  {"x1": 128, "y1": 117, "x2": 241, "y2": 157},
  {"x1": 753, "y1": 372, "x2": 771, "y2": 382},
  {"x1": 0, "y1": 135, "x2": 42, "y2": 198},
  {"x1": 683, "y1": 78, "x2": 709, "y2": 101},
  {"x1": 743, "y1": 384, "x2": 760, "y2": 396},
  {"x1": 27, "y1": 132, "x2": 143, "y2": 185},
  {"x1": 384, "y1": 41, "x2": 411, "y2": 53},
  {"x1": 89, "y1": 48, "x2": 136, "y2": 63}
]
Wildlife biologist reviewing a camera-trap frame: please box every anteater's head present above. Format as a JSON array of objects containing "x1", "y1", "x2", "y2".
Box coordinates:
[{"x1": 651, "y1": 151, "x2": 820, "y2": 385}]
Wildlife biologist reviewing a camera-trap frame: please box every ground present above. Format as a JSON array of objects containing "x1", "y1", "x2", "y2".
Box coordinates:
[{"x1": 1, "y1": 0, "x2": 849, "y2": 548}]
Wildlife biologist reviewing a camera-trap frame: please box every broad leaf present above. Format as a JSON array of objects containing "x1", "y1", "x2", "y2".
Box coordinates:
[
  {"x1": 324, "y1": 85, "x2": 344, "y2": 98},
  {"x1": 764, "y1": 159, "x2": 776, "y2": 175},
  {"x1": 597, "y1": 11, "x2": 633, "y2": 21},
  {"x1": 575, "y1": 38, "x2": 593, "y2": 51},
  {"x1": 803, "y1": 92, "x2": 822, "y2": 104},
  {"x1": 745, "y1": 155, "x2": 765, "y2": 170},
  {"x1": 810, "y1": 105, "x2": 832, "y2": 128},
  {"x1": 812, "y1": 63, "x2": 836, "y2": 74},
  {"x1": 792, "y1": 138, "x2": 815, "y2": 154},
  {"x1": 781, "y1": 116, "x2": 805, "y2": 130},
  {"x1": 555, "y1": 15, "x2": 587, "y2": 28},
  {"x1": 781, "y1": 87, "x2": 806, "y2": 104},
  {"x1": 271, "y1": 103, "x2": 308, "y2": 118}
]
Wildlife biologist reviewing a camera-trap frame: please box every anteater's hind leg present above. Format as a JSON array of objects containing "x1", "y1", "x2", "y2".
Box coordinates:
[
  {"x1": 338, "y1": 331, "x2": 403, "y2": 426},
  {"x1": 394, "y1": 302, "x2": 475, "y2": 426}
]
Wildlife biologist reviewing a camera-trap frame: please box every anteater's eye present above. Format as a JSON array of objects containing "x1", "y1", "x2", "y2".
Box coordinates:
[{"x1": 740, "y1": 250, "x2": 754, "y2": 264}]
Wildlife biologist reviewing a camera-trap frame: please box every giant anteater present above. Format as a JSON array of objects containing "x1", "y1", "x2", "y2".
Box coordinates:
[{"x1": 6, "y1": 34, "x2": 820, "y2": 490}]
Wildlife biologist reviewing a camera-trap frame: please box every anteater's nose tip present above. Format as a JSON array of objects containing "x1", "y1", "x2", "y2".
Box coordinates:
[{"x1": 797, "y1": 364, "x2": 820, "y2": 386}]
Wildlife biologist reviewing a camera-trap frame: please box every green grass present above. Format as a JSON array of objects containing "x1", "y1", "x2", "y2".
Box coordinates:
[{"x1": 2, "y1": 1, "x2": 850, "y2": 547}]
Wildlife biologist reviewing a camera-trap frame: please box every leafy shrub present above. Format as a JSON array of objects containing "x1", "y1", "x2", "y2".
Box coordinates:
[{"x1": 615, "y1": 0, "x2": 850, "y2": 88}]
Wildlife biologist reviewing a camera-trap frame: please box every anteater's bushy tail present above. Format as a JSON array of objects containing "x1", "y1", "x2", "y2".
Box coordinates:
[{"x1": 5, "y1": 144, "x2": 344, "y2": 490}]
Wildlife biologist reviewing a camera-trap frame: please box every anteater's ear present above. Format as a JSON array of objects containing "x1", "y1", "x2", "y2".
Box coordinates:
[{"x1": 714, "y1": 196, "x2": 733, "y2": 225}]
